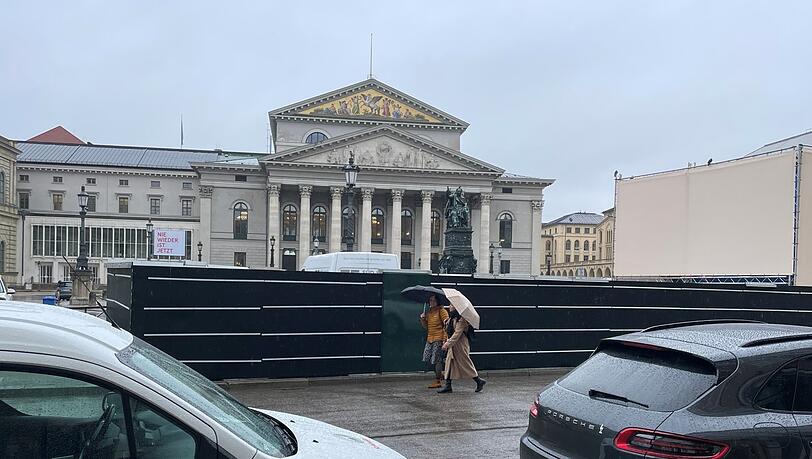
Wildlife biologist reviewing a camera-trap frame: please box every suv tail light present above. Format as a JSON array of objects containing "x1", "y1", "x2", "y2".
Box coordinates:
[
  {"x1": 530, "y1": 395, "x2": 540, "y2": 417},
  {"x1": 614, "y1": 428, "x2": 729, "y2": 459}
]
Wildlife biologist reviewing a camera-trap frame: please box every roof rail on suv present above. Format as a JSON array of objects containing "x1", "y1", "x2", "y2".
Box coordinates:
[
  {"x1": 741, "y1": 333, "x2": 812, "y2": 348},
  {"x1": 642, "y1": 319, "x2": 765, "y2": 333}
]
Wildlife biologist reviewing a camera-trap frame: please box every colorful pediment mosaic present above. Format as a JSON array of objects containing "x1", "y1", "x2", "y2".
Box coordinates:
[{"x1": 297, "y1": 89, "x2": 442, "y2": 124}]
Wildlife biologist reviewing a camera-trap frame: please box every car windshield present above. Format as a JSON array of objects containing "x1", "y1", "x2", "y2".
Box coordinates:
[{"x1": 117, "y1": 337, "x2": 293, "y2": 457}]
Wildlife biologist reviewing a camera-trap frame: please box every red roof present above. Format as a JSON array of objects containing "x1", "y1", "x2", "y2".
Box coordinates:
[{"x1": 27, "y1": 126, "x2": 84, "y2": 144}]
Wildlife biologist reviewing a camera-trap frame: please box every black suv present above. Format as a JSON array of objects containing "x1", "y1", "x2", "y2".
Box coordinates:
[
  {"x1": 55, "y1": 280, "x2": 72, "y2": 302},
  {"x1": 521, "y1": 320, "x2": 812, "y2": 458}
]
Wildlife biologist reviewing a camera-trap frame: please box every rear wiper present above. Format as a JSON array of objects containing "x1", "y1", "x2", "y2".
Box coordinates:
[{"x1": 588, "y1": 389, "x2": 649, "y2": 409}]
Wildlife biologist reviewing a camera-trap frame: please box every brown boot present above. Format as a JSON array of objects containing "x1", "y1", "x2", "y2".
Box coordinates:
[{"x1": 428, "y1": 379, "x2": 442, "y2": 388}]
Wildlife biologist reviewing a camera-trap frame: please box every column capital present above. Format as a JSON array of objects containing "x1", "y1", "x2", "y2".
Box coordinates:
[
  {"x1": 330, "y1": 186, "x2": 344, "y2": 199},
  {"x1": 299, "y1": 185, "x2": 313, "y2": 198},
  {"x1": 391, "y1": 189, "x2": 405, "y2": 202},
  {"x1": 421, "y1": 190, "x2": 435, "y2": 202},
  {"x1": 361, "y1": 187, "x2": 375, "y2": 200},
  {"x1": 199, "y1": 185, "x2": 213, "y2": 198},
  {"x1": 531, "y1": 200, "x2": 543, "y2": 211},
  {"x1": 267, "y1": 184, "x2": 280, "y2": 198},
  {"x1": 481, "y1": 193, "x2": 493, "y2": 205}
]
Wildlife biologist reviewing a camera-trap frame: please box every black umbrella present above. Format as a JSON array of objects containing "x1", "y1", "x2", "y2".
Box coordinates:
[{"x1": 400, "y1": 285, "x2": 450, "y2": 306}]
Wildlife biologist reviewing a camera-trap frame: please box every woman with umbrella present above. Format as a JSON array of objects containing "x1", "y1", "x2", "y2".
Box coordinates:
[
  {"x1": 438, "y1": 288, "x2": 485, "y2": 394},
  {"x1": 402, "y1": 286, "x2": 450, "y2": 389}
]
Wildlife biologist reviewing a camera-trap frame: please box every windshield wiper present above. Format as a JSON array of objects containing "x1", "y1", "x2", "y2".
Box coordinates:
[{"x1": 588, "y1": 389, "x2": 649, "y2": 409}]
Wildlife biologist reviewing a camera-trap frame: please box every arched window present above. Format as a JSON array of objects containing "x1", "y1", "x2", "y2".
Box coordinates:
[
  {"x1": 312, "y1": 206, "x2": 327, "y2": 242},
  {"x1": 584, "y1": 240, "x2": 590, "y2": 251},
  {"x1": 545, "y1": 240, "x2": 551, "y2": 251},
  {"x1": 605, "y1": 268, "x2": 612, "y2": 277},
  {"x1": 0, "y1": 172, "x2": 6, "y2": 205},
  {"x1": 574, "y1": 240, "x2": 580, "y2": 250},
  {"x1": 597, "y1": 268, "x2": 603, "y2": 277},
  {"x1": 233, "y1": 202, "x2": 248, "y2": 240},
  {"x1": 565, "y1": 239, "x2": 571, "y2": 250},
  {"x1": 568, "y1": 269, "x2": 574, "y2": 277},
  {"x1": 342, "y1": 207, "x2": 356, "y2": 244},
  {"x1": 589, "y1": 269, "x2": 595, "y2": 277},
  {"x1": 305, "y1": 132, "x2": 328, "y2": 144},
  {"x1": 401, "y1": 209, "x2": 413, "y2": 245},
  {"x1": 371, "y1": 208, "x2": 385, "y2": 244},
  {"x1": 282, "y1": 204, "x2": 298, "y2": 241},
  {"x1": 431, "y1": 210, "x2": 442, "y2": 246},
  {"x1": 598, "y1": 230, "x2": 603, "y2": 243},
  {"x1": 498, "y1": 213, "x2": 513, "y2": 248}
]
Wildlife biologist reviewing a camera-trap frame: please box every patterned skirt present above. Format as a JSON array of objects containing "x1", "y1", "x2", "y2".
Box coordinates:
[{"x1": 422, "y1": 340, "x2": 447, "y2": 365}]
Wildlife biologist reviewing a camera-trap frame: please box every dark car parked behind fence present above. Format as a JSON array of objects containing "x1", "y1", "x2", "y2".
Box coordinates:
[
  {"x1": 55, "y1": 281, "x2": 71, "y2": 302},
  {"x1": 521, "y1": 319, "x2": 812, "y2": 458}
]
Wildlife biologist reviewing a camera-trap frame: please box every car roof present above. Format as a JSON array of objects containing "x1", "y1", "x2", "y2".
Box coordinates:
[
  {"x1": 637, "y1": 322, "x2": 812, "y2": 354},
  {"x1": 0, "y1": 301, "x2": 133, "y2": 362}
]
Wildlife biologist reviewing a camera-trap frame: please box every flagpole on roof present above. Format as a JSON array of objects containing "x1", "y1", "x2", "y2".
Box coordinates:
[
  {"x1": 368, "y1": 33, "x2": 373, "y2": 79},
  {"x1": 180, "y1": 114, "x2": 184, "y2": 149}
]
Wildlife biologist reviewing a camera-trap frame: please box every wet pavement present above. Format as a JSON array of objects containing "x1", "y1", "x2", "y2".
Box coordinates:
[{"x1": 226, "y1": 368, "x2": 569, "y2": 458}]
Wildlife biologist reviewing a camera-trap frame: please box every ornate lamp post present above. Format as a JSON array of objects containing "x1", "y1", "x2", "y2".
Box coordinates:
[
  {"x1": 269, "y1": 236, "x2": 276, "y2": 267},
  {"x1": 146, "y1": 218, "x2": 154, "y2": 261},
  {"x1": 546, "y1": 254, "x2": 552, "y2": 276},
  {"x1": 489, "y1": 243, "x2": 495, "y2": 274},
  {"x1": 197, "y1": 241, "x2": 203, "y2": 262},
  {"x1": 342, "y1": 152, "x2": 360, "y2": 252},
  {"x1": 497, "y1": 242, "x2": 503, "y2": 275},
  {"x1": 76, "y1": 186, "x2": 89, "y2": 272}
]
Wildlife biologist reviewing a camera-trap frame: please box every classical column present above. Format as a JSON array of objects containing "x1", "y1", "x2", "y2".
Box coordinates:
[
  {"x1": 360, "y1": 188, "x2": 374, "y2": 252},
  {"x1": 390, "y1": 189, "x2": 404, "y2": 260},
  {"x1": 298, "y1": 185, "x2": 312, "y2": 267},
  {"x1": 530, "y1": 200, "x2": 543, "y2": 276},
  {"x1": 419, "y1": 190, "x2": 434, "y2": 269},
  {"x1": 478, "y1": 193, "x2": 492, "y2": 274},
  {"x1": 329, "y1": 186, "x2": 343, "y2": 253},
  {"x1": 266, "y1": 184, "x2": 280, "y2": 267},
  {"x1": 199, "y1": 185, "x2": 213, "y2": 263}
]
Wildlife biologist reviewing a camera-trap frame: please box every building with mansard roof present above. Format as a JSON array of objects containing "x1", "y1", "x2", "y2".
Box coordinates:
[
  {"x1": 11, "y1": 79, "x2": 554, "y2": 286},
  {"x1": 196, "y1": 78, "x2": 554, "y2": 274}
]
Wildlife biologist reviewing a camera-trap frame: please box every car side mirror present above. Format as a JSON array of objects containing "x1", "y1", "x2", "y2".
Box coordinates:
[{"x1": 6, "y1": 288, "x2": 15, "y2": 295}]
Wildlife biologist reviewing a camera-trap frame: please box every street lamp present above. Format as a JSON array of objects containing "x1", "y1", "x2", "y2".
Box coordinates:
[
  {"x1": 146, "y1": 218, "x2": 154, "y2": 261},
  {"x1": 342, "y1": 152, "x2": 360, "y2": 252},
  {"x1": 497, "y1": 243, "x2": 503, "y2": 275},
  {"x1": 313, "y1": 235, "x2": 320, "y2": 255},
  {"x1": 546, "y1": 254, "x2": 552, "y2": 276},
  {"x1": 77, "y1": 186, "x2": 89, "y2": 272},
  {"x1": 489, "y1": 243, "x2": 495, "y2": 274},
  {"x1": 197, "y1": 241, "x2": 203, "y2": 262},
  {"x1": 269, "y1": 236, "x2": 276, "y2": 267}
]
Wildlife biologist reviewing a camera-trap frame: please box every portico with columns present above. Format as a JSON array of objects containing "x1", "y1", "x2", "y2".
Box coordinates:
[{"x1": 194, "y1": 78, "x2": 554, "y2": 274}]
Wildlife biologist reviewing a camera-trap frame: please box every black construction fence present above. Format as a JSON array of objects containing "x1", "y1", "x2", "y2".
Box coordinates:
[{"x1": 105, "y1": 262, "x2": 812, "y2": 381}]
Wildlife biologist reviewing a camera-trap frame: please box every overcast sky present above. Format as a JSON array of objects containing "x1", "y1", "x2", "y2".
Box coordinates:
[{"x1": 3, "y1": 1, "x2": 811, "y2": 219}]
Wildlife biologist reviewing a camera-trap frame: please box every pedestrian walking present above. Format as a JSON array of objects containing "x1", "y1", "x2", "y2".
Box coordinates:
[
  {"x1": 437, "y1": 289, "x2": 485, "y2": 394},
  {"x1": 420, "y1": 293, "x2": 449, "y2": 389}
]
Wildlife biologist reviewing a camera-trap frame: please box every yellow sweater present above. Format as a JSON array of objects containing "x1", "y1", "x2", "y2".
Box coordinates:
[{"x1": 424, "y1": 307, "x2": 449, "y2": 343}]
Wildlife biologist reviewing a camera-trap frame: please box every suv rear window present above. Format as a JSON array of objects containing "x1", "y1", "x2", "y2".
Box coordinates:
[{"x1": 558, "y1": 342, "x2": 718, "y2": 411}]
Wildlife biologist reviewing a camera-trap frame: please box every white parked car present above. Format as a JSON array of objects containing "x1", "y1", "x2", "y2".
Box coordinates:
[
  {"x1": 0, "y1": 277, "x2": 15, "y2": 301},
  {"x1": 0, "y1": 301, "x2": 404, "y2": 458},
  {"x1": 301, "y1": 252, "x2": 399, "y2": 273}
]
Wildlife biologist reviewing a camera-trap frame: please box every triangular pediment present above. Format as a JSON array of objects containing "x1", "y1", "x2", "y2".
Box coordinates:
[
  {"x1": 264, "y1": 126, "x2": 502, "y2": 174},
  {"x1": 269, "y1": 79, "x2": 468, "y2": 129}
]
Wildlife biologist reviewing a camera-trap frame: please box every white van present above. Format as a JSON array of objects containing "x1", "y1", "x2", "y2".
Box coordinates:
[{"x1": 301, "y1": 252, "x2": 399, "y2": 273}]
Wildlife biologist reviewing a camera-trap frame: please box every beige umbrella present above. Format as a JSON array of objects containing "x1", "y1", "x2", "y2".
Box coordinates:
[{"x1": 442, "y1": 288, "x2": 480, "y2": 329}]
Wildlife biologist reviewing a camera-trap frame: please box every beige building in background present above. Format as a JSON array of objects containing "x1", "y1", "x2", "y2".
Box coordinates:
[
  {"x1": 0, "y1": 136, "x2": 19, "y2": 282},
  {"x1": 615, "y1": 130, "x2": 811, "y2": 285},
  {"x1": 541, "y1": 209, "x2": 614, "y2": 277}
]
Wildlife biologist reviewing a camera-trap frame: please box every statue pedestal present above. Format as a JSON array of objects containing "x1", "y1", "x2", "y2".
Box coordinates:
[{"x1": 439, "y1": 227, "x2": 477, "y2": 274}]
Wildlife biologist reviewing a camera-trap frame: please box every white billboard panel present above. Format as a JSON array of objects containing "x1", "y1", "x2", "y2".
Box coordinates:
[
  {"x1": 153, "y1": 229, "x2": 186, "y2": 257},
  {"x1": 615, "y1": 152, "x2": 796, "y2": 278}
]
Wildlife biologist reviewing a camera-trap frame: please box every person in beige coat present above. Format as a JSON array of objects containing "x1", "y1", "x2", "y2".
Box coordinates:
[{"x1": 437, "y1": 303, "x2": 486, "y2": 394}]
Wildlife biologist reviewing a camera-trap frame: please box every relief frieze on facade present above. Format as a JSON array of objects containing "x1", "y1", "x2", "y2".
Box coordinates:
[{"x1": 317, "y1": 139, "x2": 451, "y2": 170}]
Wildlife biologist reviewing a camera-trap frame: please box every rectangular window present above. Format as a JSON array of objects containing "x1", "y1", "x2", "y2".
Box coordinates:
[
  {"x1": 592, "y1": 255, "x2": 596, "y2": 261},
  {"x1": 566, "y1": 227, "x2": 572, "y2": 233},
  {"x1": 86, "y1": 177, "x2": 97, "y2": 185},
  {"x1": 235, "y1": 175, "x2": 247, "y2": 182},
  {"x1": 583, "y1": 255, "x2": 589, "y2": 262},
  {"x1": 39, "y1": 264, "x2": 53, "y2": 284},
  {"x1": 575, "y1": 228, "x2": 581, "y2": 234},
  {"x1": 55, "y1": 226, "x2": 67, "y2": 256},
  {"x1": 62, "y1": 264, "x2": 72, "y2": 282},
  {"x1": 565, "y1": 255, "x2": 571, "y2": 263},
  {"x1": 32, "y1": 225, "x2": 44, "y2": 256},
  {"x1": 136, "y1": 229, "x2": 147, "y2": 259},
  {"x1": 125, "y1": 229, "x2": 136, "y2": 258},
  {"x1": 501, "y1": 187, "x2": 513, "y2": 193},
  {"x1": 114, "y1": 228, "x2": 125, "y2": 258},
  {"x1": 181, "y1": 199, "x2": 192, "y2": 217},
  {"x1": 119, "y1": 179, "x2": 129, "y2": 186},
  {"x1": 52, "y1": 176, "x2": 62, "y2": 183},
  {"x1": 150, "y1": 198, "x2": 161, "y2": 215},
  {"x1": 500, "y1": 260, "x2": 511, "y2": 274},
  {"x1": 234, "y1": 252, "x2": 247, "y2": 267},
  {"x1": 102, "y1": 228, "x2": 113, "y2": 257},
  {"x1": 19, "y1": 174, "x2": 29, "y2": 182},
  {"x1": 185, "y1": 231, "x2": 192, "y2": 260},
  {"x1": 52, "y1": 194, "x2": 63, "y2": 211},
  {"x1": 401, "y1": 252, "x2": 412, "y2": 269},
  {"x1": 150, "y1": 180, "x2": 160, "y2": 188},
  {"x1": 118, "y1": 197, "x2": 129, "y2": 214},
  {"x1": 90, "y1": 227, "x2": 102, "y2": 257},
  {"x1": 182, "y1": 182, "x2": 193, "y2": 190},
  {"x1": 44, "y1": 225, "x2": 55, "y2": 256},
  {"x1": 87, "y1": 195, "x2": 96, "y2": 212},
  {"x1": 18, "y1": 192, "x2": 29, "y2": 210},
  {"x1": 67, "y1": 227, "x2": 78, "y2": 257}
]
